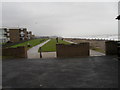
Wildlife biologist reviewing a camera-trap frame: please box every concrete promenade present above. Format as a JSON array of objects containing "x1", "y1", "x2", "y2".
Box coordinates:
[
  {"x1": 27, "y1": 39, "x2": 51, "y2": 59},
  {"x1": 2, "y1": 56, "x2": 118, "y2": 88}
]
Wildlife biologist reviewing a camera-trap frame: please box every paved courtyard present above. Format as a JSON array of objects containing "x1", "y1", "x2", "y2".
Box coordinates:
[{"x1": 2, "y1": 56, "x2": 118, "y2": 88}]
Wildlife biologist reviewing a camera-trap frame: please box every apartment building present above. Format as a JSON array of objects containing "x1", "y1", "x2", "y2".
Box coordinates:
[
  {"x1": 19, "y1": 28, "x2": 28, "y2": 41},
  {"x1": 27, "y1": 31, "x2": 32, "y2": 40},
  {"x1": 0, "y1": 28, "x2": 9, "y2": 43},
  {"x1": 1, "y1": 28, "x2": 34, "y2": 43}
]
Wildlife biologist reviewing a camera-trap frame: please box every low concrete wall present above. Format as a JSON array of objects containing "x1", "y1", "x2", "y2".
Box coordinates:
[
  {"x1": 2, "y1": 46, "x2": 27, "y2": 58},
  {"x1": 105, "y1": 41, "x2": 118, "y2": 55},
  {"x1": 56, "y1": 43, "x2": 89, "y2": 58}
]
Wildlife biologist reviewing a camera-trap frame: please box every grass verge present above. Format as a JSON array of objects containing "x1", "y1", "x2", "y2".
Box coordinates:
[
  {"x1": 91, "y1": 47, "x2": 105, "y2": 53},
  {"x1": 11, "y1": 38, "x2": 48, "y2": 49},
  {"x1": 38, "y1": 39, "x2": 70, "y2": 52}
]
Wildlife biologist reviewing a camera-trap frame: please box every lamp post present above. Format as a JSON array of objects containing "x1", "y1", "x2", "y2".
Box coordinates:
[
  {"x1": 116, "y1": 15, "x2": 120, "y2": 58},
  {"x1": 39, "y1": 47, "x2": 42, "y2": 58}
]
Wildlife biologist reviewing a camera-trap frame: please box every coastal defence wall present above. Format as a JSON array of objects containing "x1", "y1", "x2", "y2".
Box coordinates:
[
  {"x1": 105, "y1": 41, "x2": 118, "y2": 55},
  {"x1": 56, "y1": 43, "x2": 89, "y2": 58},
  {"x1": 2, "y1": 46, "x2": 27, "y2": 58}
]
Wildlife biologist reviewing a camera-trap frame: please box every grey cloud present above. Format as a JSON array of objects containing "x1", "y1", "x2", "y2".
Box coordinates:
[{"x1": 2, "y1": 2, "x2": 118, "y2": 37}]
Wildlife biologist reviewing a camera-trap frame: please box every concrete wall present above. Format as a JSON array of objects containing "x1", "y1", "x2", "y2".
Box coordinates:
[
  {"x1": 56, "y1": 43, "x2": 89, "y2": 58},
  {"x1": 105, "y1": 41, "x2": 118, "y2": 55},
  {"x1": 2, "y1": 46, "x2": 27, "y2": 58}
]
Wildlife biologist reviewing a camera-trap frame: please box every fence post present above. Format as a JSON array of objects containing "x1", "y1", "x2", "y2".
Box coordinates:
[
  {"x1": 56, "y1": 37, "x2": 58, "y2": 43},
  {"x1": 40, "y1": 47, "x2": 42, "y2": 58},
  {"x1": 118, "y1": 41, "x2": 120, "y2": 59}
]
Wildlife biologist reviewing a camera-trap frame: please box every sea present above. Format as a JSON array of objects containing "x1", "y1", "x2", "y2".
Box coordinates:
[
  {"x1": 0, "y1": 34, "x2": 119, "y2": 43},
  {"x1": 66, "y1": 34, "x2": 119, "y2": 41}
]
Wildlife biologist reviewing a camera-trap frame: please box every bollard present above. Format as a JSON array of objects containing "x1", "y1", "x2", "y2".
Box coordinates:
[
  {"x1": 117, "y1": 42, "x2": 120, "y2": 59},
  {"x1": 40, "y1": 47, "x2": 42, "y2": 58},
  {"x1": 56, "y1": 37, "x2": 58, "y2": 43}
]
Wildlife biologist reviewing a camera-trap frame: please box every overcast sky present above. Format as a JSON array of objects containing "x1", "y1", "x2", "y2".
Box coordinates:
[{"x1": 2, "y1": 2, "x2": 118, "y2": 37}]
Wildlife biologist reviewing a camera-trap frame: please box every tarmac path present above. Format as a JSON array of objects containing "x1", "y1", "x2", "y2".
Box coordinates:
[
  {"x1": 27, "y1": 39, "x2": 51, "y2": 59},
  {"x1": 3, "y1": 56, "x2": 118, "y2": 88}
]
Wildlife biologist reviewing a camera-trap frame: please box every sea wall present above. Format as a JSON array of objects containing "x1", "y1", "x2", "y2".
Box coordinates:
[
  {"x1": 56, "y1": 43, "x2": 89, "y2": 58},
  {"x1": 2, "y1": 46, "x2": 27, "y2": 58}
]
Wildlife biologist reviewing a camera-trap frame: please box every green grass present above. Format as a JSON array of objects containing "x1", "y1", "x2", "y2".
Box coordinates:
[
  {"x1": 38, "y1": 39, "x2": 70, "y2": 52},
  {"x1": 91, "y1": 47, "x2": 105, "y2": 53},
  {"x1": 0, "y1": 42, "x2": 6, "y2": 45},
  {"x1": 2, "y1": 56, "x2": 15, "y2": 60},
  {"x1": 11, "y1": 38, "x2": 48, "y2": 49}
]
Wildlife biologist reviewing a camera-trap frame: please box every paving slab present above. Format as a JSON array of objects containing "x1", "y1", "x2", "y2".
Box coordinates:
[
  {"x1": 42, "y1": 52, "x2": 56, "y2": 59},
  {"x1": 2, "y1": 56, "x2": 118, "y2": 88}
]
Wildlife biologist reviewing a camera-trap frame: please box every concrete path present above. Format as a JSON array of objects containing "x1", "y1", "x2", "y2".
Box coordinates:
[
  {"x1": 90, "y1": 50, "x2": 105, "y2": 56},
  {"x1": 64, "y1": 40, "x2": 77, "y2": 44},
  {"x1": 27, "y1": 39, "x2": 51, "y2": 59},
  {"x1": 42, "y1": 52, "x2": 56, "y2": 59}
]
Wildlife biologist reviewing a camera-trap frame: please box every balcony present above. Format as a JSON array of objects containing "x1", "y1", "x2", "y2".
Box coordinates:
[
  {"x1": 4, "y1": 33, "x2": 10, "y2": 37},
  {"x1": 20, "y1": 34, "x2": 25, "y2": 37}
]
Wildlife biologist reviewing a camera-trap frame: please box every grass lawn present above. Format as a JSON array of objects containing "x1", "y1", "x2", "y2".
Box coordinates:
[
  {"x1": 2, "y1": 56, "x2": 15, "y2": 60},
  {"x1": 11, "y1": 38, "x2": 48, "y2": 49},
  {"x1": 0, "y1": 42, "x2": 6, "y2": 45},
  {"x1": 38, "y1": 39, "x2": 70, "y2": 52},
  {"x1": 91, "y1": 47, "x2": 105, "y2": 53}
]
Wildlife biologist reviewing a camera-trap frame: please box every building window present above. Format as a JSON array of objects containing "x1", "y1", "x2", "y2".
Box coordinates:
[
  {"x1": 7, "y1": 33, "x2": 10, "y2": 36},
  {"x1": 7, "y1": 29, "x2": 9, "y2": 32}
]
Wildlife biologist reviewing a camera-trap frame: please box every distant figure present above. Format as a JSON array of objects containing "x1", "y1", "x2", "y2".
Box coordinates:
[
  {"x1": 56, "y1": 37, "x2": 58, "y2": 43},
  {"x1": 39, "y1": 47, "x2": 42, "y2": 58},
  {"x1": 62, "y1": 38, "x2": 64, "y2": 41}
]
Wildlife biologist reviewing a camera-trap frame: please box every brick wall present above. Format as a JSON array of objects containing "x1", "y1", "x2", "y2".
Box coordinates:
[
  {"x1": 105, "y1": 41, "x2": 118, "y2": 55},
  {"x1": 2, "y1": 46, "x2": 27, "y2": 58},
  {"x1": 56, "y1": 43, "x2": 89, "y2": 58},
  {"x1": 9, "y1": 29, "x2": 20, "y2": 42}
]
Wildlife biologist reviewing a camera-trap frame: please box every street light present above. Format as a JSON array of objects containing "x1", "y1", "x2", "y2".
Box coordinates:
[{"x1": 116, "y1": 15, "x2": 120, "y2": 58}]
